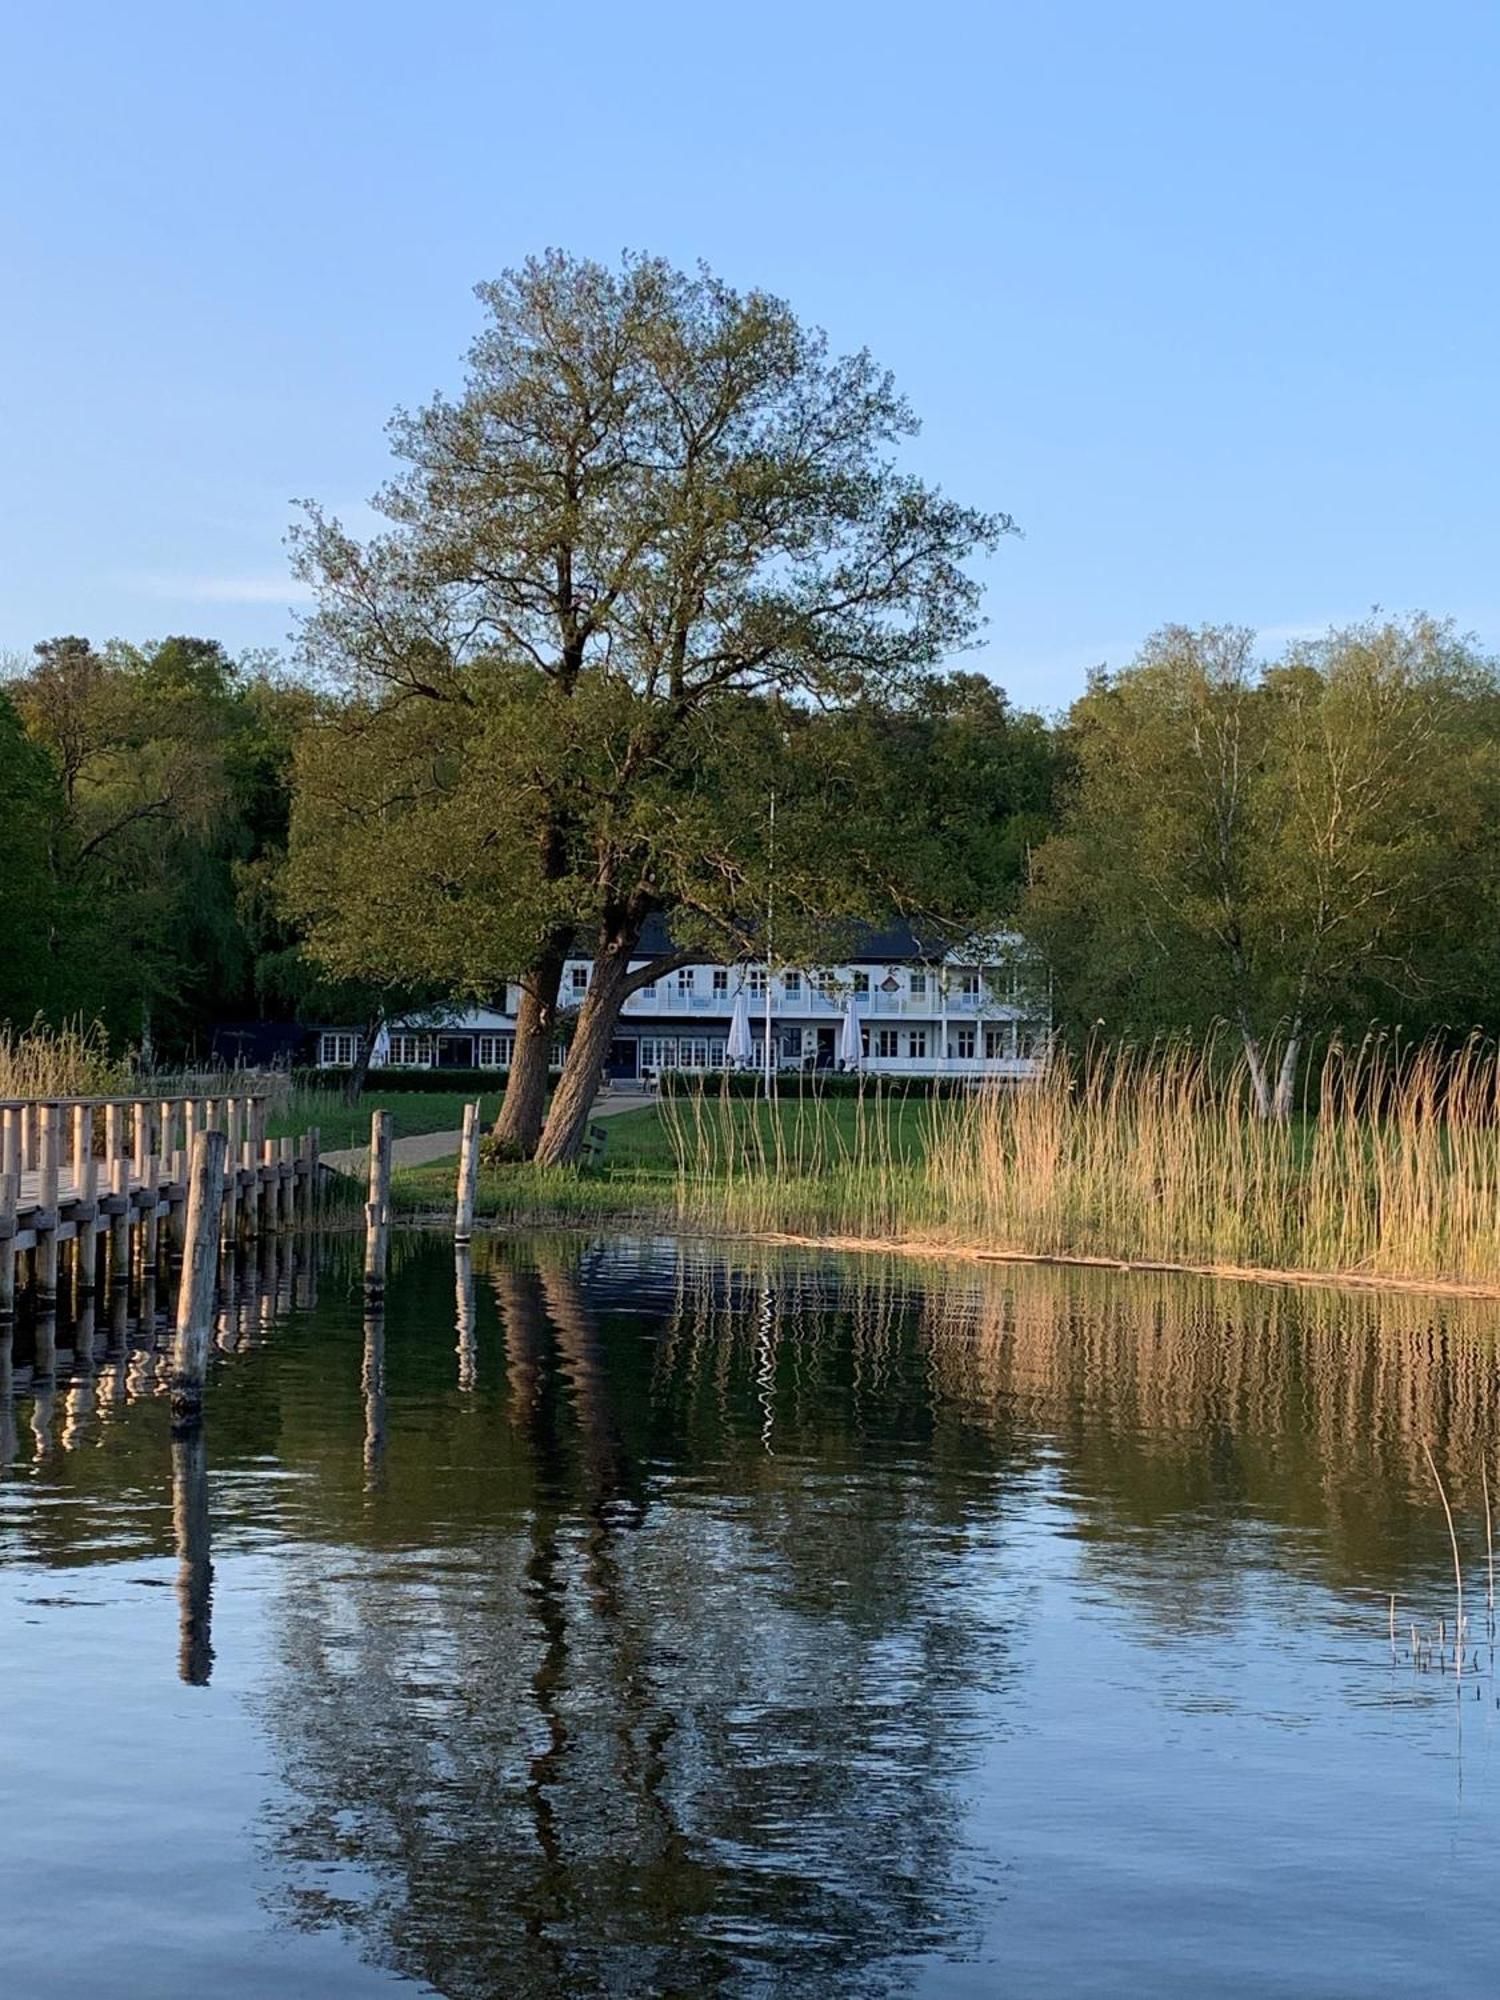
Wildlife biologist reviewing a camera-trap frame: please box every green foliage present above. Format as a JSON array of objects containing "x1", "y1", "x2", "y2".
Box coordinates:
[
  {"x1": 1024, "y1": 616, "x2": 1500, "y2": 1071},
  {"x1": 1, "y1": 635, "x2": 309, "y2": 1049}
]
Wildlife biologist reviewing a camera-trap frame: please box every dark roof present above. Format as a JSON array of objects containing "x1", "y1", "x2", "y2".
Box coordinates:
[{"x1": 625, "y1": 912, "x2": 945, "y2": 965}]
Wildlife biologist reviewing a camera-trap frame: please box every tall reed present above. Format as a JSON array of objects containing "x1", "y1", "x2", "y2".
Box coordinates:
[
  {"x1": 662, "y1": 1035, "x2": 1500, "y2": 1287},
  {"x1": 0, "y1": 1020, "x2": 131, "y2": 1098}
]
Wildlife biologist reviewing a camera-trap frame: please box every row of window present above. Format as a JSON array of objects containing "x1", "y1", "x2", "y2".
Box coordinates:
[
  {"x1": 318, "y1": 1033, "x2": 518, "y2": 1069},
  {"x1": 567, "y1": 964, "x2": 997, "y2": 1000}
]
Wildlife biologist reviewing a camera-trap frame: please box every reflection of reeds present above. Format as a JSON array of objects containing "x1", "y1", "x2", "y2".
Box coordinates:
[{"x1": 663, "y1": 1035, "x2": 1500, "y2": 1289}]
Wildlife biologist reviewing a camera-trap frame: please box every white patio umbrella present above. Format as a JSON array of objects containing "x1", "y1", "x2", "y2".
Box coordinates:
[
  {"x1": 839, "y1": 992, "x2": 862, "y2": 1069},
  {"x1": 725, "y1": 984, "x2": 755, "y2": 1067},
  {"x1": 369, "y1": 1022, "x2": 392, "y2": 1069}
]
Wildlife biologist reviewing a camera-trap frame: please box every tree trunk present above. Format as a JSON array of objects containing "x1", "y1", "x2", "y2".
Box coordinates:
[
  {"x1": 533, "y1": 935, "x2": 636, "y2": 1168},
  {"x1": 343, "y1": 1011, "x2": 382, "y2": 1106},
  {"x1": 1236, "y1": 1008, "x2": 1274, "y2": 1121},
  {"x1": 491, "y1": 936, "x2": 568, "y2": 1157},
  {"x1": 1271, "y1": 1029, "x2": 1302, "y2": 1124}
]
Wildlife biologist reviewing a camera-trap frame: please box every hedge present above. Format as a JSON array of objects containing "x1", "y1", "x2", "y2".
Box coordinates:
[
  {"x1": 653, "y1": 1069, "x2": 996, "y2": 1100},
  {"x1": 298, "y1": 1066, "x2": 509, "y2": 1095}
]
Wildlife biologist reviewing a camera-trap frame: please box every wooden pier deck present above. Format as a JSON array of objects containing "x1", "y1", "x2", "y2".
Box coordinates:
[{"x1": 0, "y1": 1093, "x2": 320, "y2": 1311}]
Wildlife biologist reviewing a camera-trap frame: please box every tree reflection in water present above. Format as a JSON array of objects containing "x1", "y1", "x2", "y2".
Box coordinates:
[{"x1": 260, "y1": 1240, "x2": 1002, "y2": 1998}]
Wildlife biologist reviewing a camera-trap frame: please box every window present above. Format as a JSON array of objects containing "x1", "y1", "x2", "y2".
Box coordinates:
[
  {"x1": 879, "y1": 972, "x2": 900, "y2": 994},
  {"x1": 810, "y1": 969, "x2": 836, "y2": 997},
  {"x1": 781, "y1": 1031, "x2": 801, "y2": 1059},
  {"x1": 957, "y1": 971, "x2": 981, "y2": 999},
  {"x1": 569, "y1": 965, "x2": 589, "y2": 994},
  {"x1": 677, "y1": 967, "x2": 696, "y2": 995},
  {"x1": 709, "y1": 1040, "x2": 728, "y2": 1067},
  {"x1": 782, "y1": 970, "x2": 802, "y2": 996},
  {"x1": 984, "y1": 1026, "x2": 1012, "y2": 1061},
  {"x1": 853, "y1": 971, "x2": 870, "y2": 996},
  {"x1": 860, "y1": 1029, "x2": 870, "y2": 1058},
  {"x1": 747, "y1": 966, "x2": 768, "y2": 996},
  {"x1": 319, "y1": 1032, "x2": 358, "y2": 1068},
  {"x1": 875, "y1": 1027, "x2": 899, "y2": 1059},
  {"x1": 679, "y1": 1036, "x2": 710, "y2": 1068},
  {"x1": 712, "y1": 967, "x2": 729, "y2": 995},
  {"x1": 952, "y1": 1027, "x2": 976, "y2": 1060},
  {"x1": 388, "y1": 1033, "x2": 433, "y2": 1067},
  {"x1": 478, "y1": 1034, "x2": 514, "y2": 1068},
  {"x1": 910, "y1": 970, "x2": 928, "y2": 997},
  {"x1": 640, "y1": 1036, "x2": 678, "y2": 1071},
  {"x1": 908, "y1": 1029, "x2": 927, "y2": 1059}
]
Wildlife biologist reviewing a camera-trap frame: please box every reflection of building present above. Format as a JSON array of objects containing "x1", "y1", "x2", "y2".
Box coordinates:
[{"x1": 309, "y1": 921, "x2": 1050, "y2": 1083}]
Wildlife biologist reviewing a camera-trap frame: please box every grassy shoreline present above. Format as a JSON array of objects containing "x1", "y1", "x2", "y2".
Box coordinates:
[{"x1": 387, "y1": 1040, "x2": 1500, "y2": 1297}]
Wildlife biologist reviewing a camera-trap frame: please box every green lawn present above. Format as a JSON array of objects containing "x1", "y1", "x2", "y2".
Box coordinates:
[
  {"x1": 389, "y1": 1093, "x2": 954, "y2": 1227},
  {"x1": 267, "y1": 1087, "x2": 503, "y2": 1154}
]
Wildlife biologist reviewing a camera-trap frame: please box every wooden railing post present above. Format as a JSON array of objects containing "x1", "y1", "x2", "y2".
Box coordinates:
[
  {"x1": 36, "y1": 1103, "x2": 60, "y2": 1306},
  {"x1": 171, "y1": 1128, "x2": 228, "y2": 1422},
  {"x1": 0, "y1": 1168, "x2": 16, "y2": 1324}
]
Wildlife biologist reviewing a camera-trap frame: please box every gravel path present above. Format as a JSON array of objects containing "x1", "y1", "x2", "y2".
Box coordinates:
[{"x1": 321, "y1": 1091, "x2": 657, "y2": 1176}]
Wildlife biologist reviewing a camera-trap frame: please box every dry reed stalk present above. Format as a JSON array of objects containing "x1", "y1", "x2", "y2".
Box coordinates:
[{"x1": 1422, "y1": 1441, "x2": 1464, "y2": 1678}]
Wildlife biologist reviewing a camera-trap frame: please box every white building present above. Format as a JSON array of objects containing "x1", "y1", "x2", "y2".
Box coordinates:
[{"x1": 316, "y1": 922, "x2": 1049, "y2": 1083}]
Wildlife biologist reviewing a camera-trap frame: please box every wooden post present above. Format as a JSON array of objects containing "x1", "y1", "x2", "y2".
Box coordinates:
[
  {"x1": 70, "y1": 1101, "x2": 90, "y2": 1193},
  {"x1": 454, "y1": 1099, "x2": 481, "y2": 1244},
  {"x1": 132, "y1": 1098, "x2": 152, "y2": 1183},
  {"x1": 0, "y1": 1169, "x2": 15, "y2": 1324},
  {"x1": 0, "y1": 1106, "x2": 18, "y2": 1189},
  {"x1": 36, "y1": 1103, "x2": 60, "y2": 1307},
  {"x1": 171, "y1": 1129, "x2": 228, "y2": 1421},
  {"x1": 109, "y1": 1154, "x2": 131, "y2": 1288},
  {"x1": 363, "y1": 1110, "x2": 392, "y2": 1303},
  {"x1": 277, "y1": 1135, "x2": 295, "y2": 1229},
  {"x1": 261, "y1": 1137, "x2": 279, "y2": 1231},
  {"x1": 104, "y1": 1101, "x2": 124, "y2": 1188},
  {"x1": 76, "y1": 1120, "x2": 99, "y2": 1295},
  {"x1": 222, "y1": 1099, "x2": 241, "y2": 1245},
  {"x1": 142, "y1": 1156, "x2": 161, "y2": 1271}
]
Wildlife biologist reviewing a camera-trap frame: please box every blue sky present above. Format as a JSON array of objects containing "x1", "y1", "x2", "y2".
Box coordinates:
[{"x1": 3, "y1": 0, "x2": 1496, "y2": 712}]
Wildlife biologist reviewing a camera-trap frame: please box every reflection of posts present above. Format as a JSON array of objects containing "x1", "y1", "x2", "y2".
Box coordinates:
[
  {"x1": 172, "y1": 1423, "x2": 214, "y2": 1686},
  {"x1": 455, "y1": 1247, "x2": 477, "y2": 1391},
  {"x1": 172, "y1": 1129, "x2": 228, "y2": 1424},
  {"x1": 0, "y1": 1321, "x2": 15, "y2": 1472},
  {"x1": 362, "y1": 1310, "x2": 387, "y2": 1486},
  {"x1": 364, "y1": 1111, "x2": 392, "y2": 1305},
  {"x1": 30, "y1": 1311, "x2": 57, "y2": 1458}
]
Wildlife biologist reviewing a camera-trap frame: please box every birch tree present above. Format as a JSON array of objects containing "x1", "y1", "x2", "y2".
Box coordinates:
[{"x1": 1024, "y1": 616, "x2": 1500, "y2": 1115}]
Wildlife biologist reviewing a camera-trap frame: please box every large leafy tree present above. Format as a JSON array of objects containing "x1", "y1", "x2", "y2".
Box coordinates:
[
  {"x1": 3, "y1": 635, "x2": 302, "y2": 1048},
  {"x1": 1024, "y1": 616, "x2": 1500, "y2": 1112},
  {"x1": 0, "y1": 689, "x2": 67, "y2": 1026},
  {"x1": 292, "y1": 251, "x2": 1005, "y2": 1161}
]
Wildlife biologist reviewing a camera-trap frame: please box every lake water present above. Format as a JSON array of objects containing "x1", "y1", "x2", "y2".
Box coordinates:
[{"x1": 3, "y1": 1232, "x2": 1499, "y2": 1997}]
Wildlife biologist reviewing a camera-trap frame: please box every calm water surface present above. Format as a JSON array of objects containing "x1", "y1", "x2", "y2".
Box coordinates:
[{"x1": 2, "y1": 1231, "x2": 1499, "y2": 1997}]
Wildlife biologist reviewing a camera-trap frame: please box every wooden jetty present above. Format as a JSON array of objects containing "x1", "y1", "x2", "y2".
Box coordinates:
[{"x1": 0, "y1": 1092, "x2": 321, "y2": 1318}]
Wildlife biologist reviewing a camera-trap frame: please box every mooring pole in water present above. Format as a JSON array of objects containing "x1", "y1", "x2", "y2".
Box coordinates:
[
  {"x1": 455, "y1": 1100, "x2": 481, "y2": 1245},
  {"x1": 363, "y1": 1109, "x2": 392, "y2": 1305},
  {"x1": 171, "y1": 1128, "x2": 228, "y2": 1422}
]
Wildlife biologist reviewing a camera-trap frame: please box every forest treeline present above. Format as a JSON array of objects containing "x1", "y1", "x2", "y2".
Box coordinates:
[{"x1": 5, "y1": 610, "x2": 1500, "y2": 1119}]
